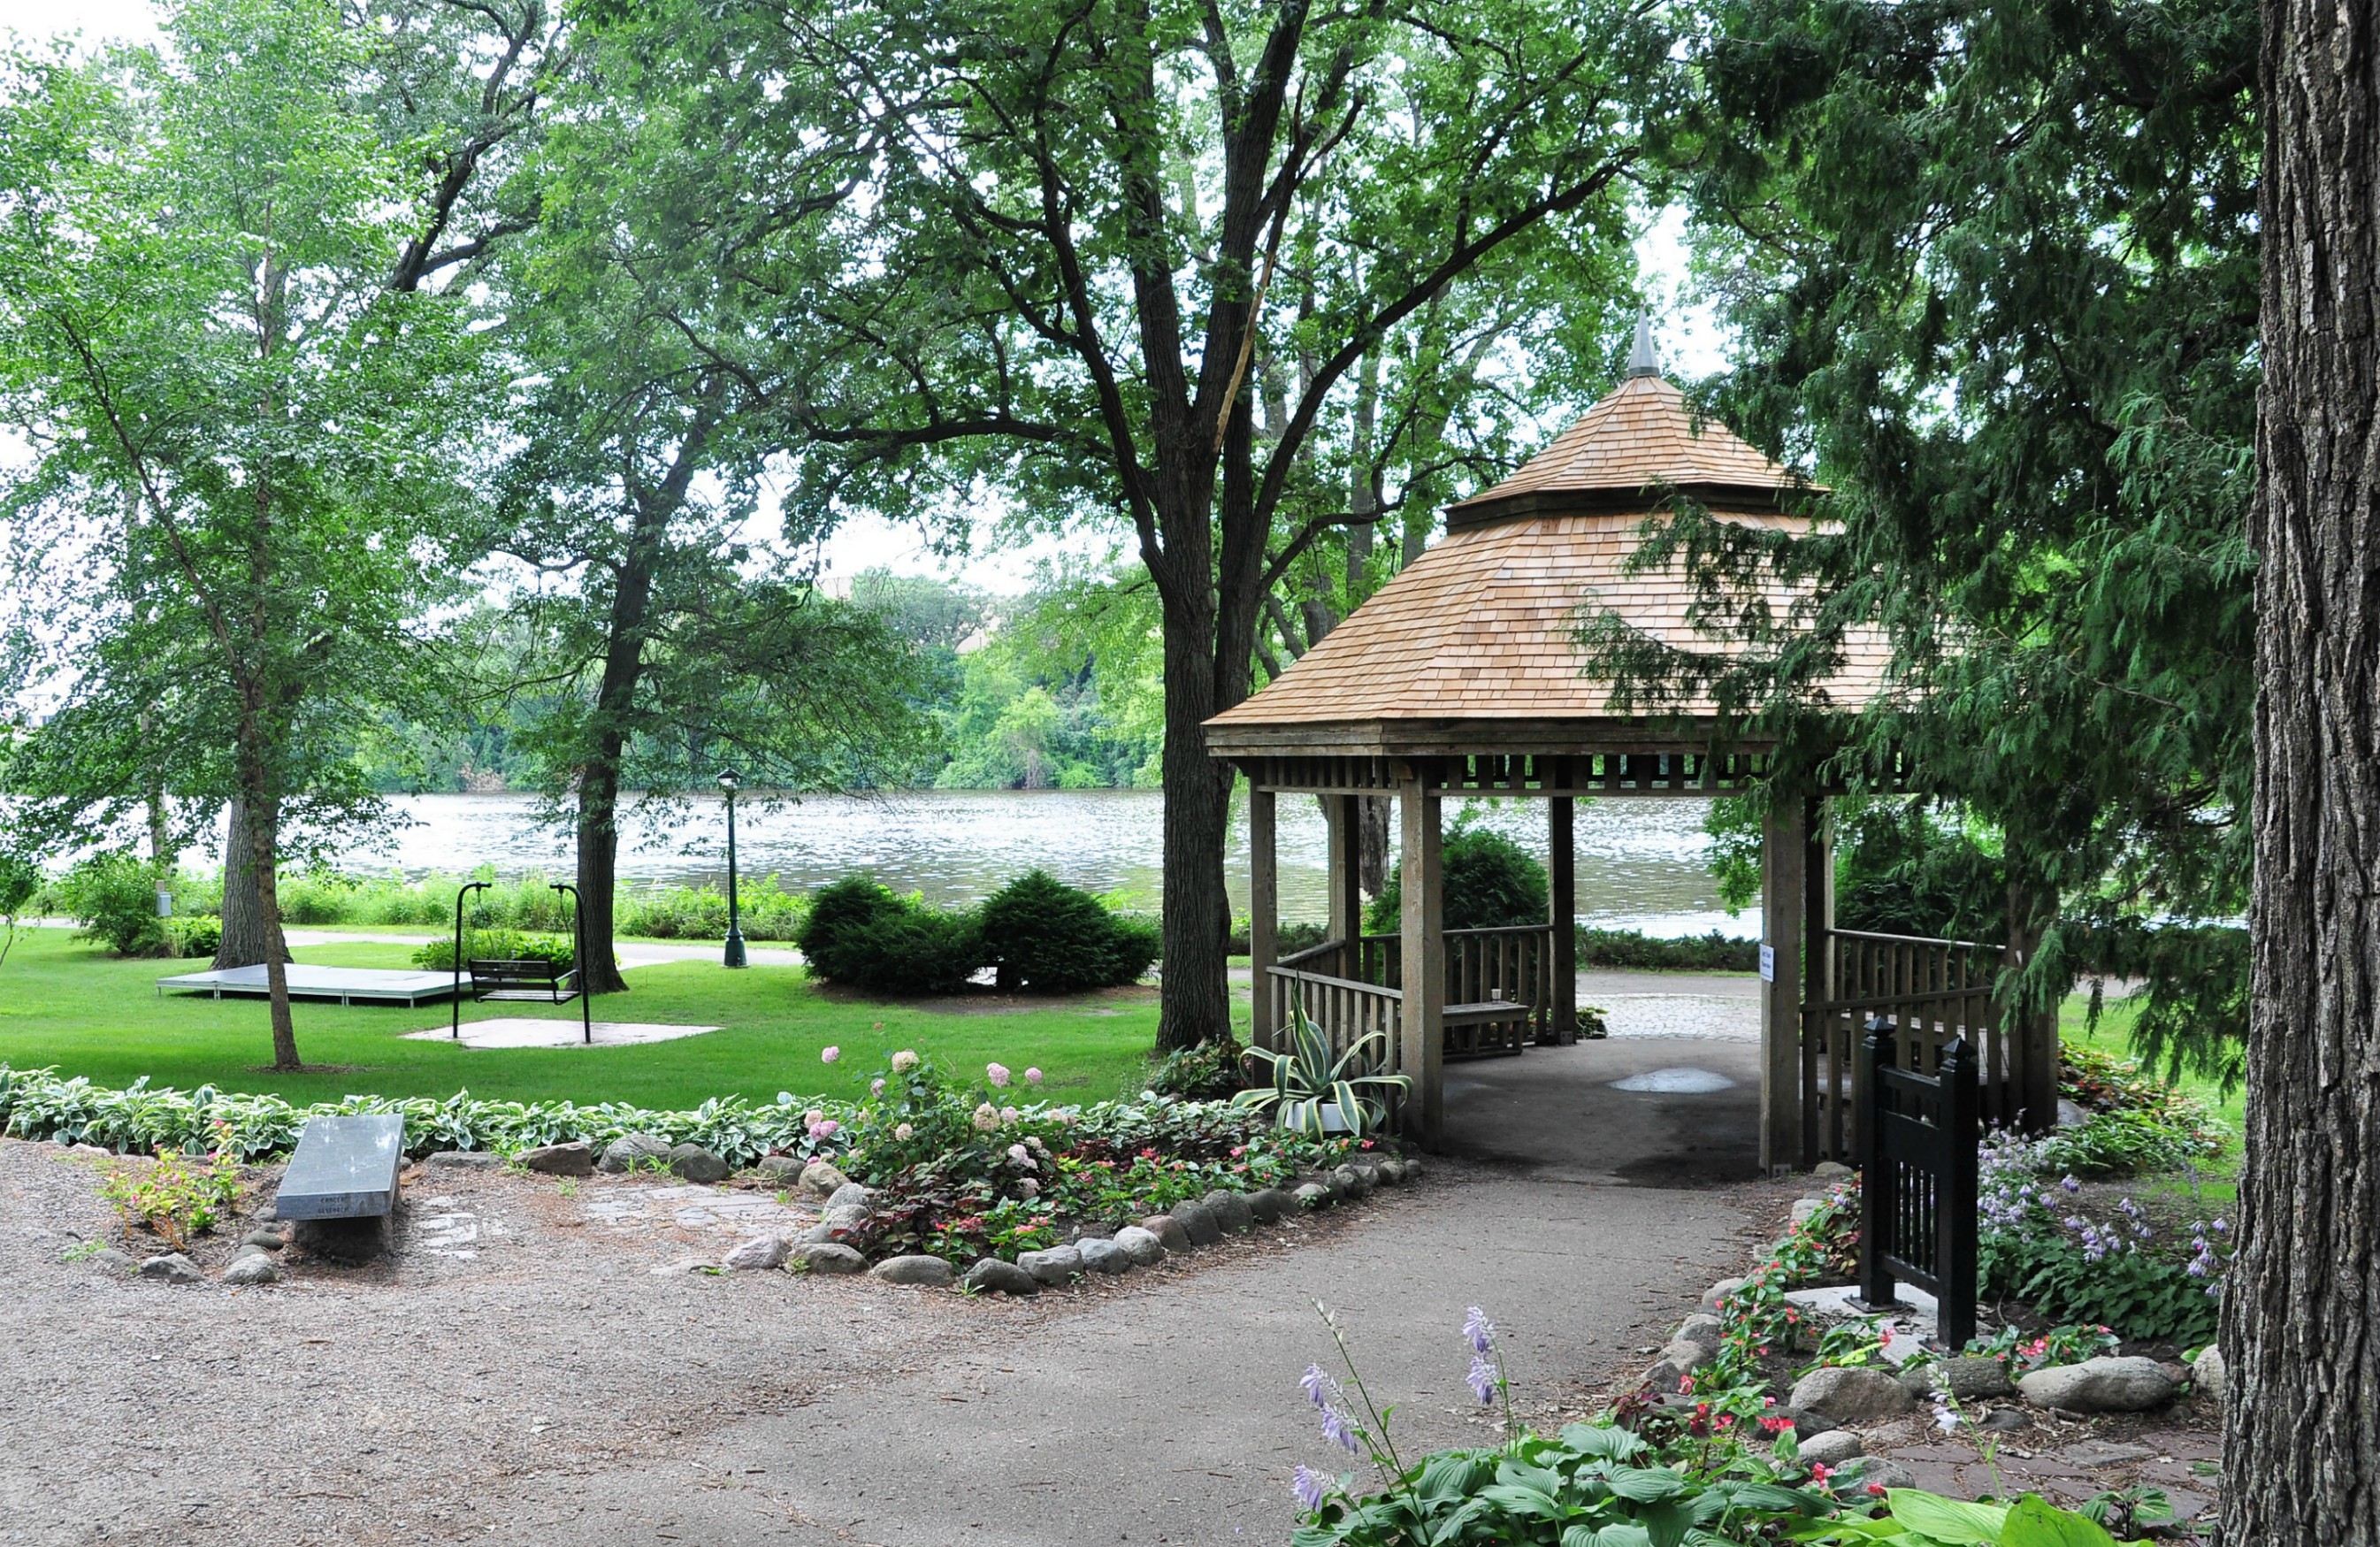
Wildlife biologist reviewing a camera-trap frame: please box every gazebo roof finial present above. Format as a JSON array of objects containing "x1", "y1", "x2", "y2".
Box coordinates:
[{"x1": 1626, "y1": 313, "x2": 1661, "y2": 378}]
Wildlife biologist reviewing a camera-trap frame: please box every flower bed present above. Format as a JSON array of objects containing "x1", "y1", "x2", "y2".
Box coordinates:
[{"x1": 0, "y1": 1053, "x2": 1367, "y2": 1267}]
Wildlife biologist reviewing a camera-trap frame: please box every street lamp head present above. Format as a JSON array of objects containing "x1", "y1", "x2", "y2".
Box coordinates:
[{"x1": 716, "y1": 768, "x2": 741, "y2": 793}]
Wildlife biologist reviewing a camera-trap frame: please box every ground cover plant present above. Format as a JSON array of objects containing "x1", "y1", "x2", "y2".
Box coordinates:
[{"x1": 0, "y1": 927, "x2": 1162, "y2": 1108}]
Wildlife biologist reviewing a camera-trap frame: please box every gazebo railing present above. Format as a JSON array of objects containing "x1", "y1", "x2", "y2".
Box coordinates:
[
  {"x1": 1355, "y1": 926, "x2": 1557, "y2": 1043},
  {"x1": 1801, "y1": 929, "x2": 2013, "y2": 1166},
  {"x1": 1265, "y1": 940, "x2": 1404, "y2": 1074}
]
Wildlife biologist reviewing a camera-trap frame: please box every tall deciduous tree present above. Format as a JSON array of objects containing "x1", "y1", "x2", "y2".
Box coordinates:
[
  {"x1": 0, "y1": 0, "x2": 497, "y2": 1066},
  {"x1": 485, "y1": 42, "x2": 931, "y2": 989},
  {"x1": 595, "y1": 0, "x2": 1667, "y2": 1049},
  {"x1": 2229, "y1": 0, "x2": 2380, "y2": 1531}
]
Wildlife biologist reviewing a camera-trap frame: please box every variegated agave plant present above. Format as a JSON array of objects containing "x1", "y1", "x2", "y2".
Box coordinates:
[{"x1": 1232, "y1": 1011, "x2": 1411, "y2": 1139}]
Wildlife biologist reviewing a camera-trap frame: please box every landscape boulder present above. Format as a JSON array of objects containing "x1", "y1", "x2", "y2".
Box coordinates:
[
  {"x1": 819, "y1": 1204, "x2": 871, "y2": 1231},
  {"x1": 1075, "y1": 1237, "x2": 1131, "y2": 1275},
  {"x1": 722, "y1": 1235, "x2": 790, "y2": 1272},
  {"x1": 1171, "y1": 1200, "x2": 1223, "y2": 1247},
  {"x1": 1292, "y1": 1183, "x2": 1333, "y2": 1211},
  {"x1": 1244, "y1": 1190, "x2": 1291, "y2": 1225},
  {"x1": 598, "y1": 1133, "x2": 673, "y2": 1174},
  {"x1": 1113, "y1": 1226, "x2": 1166, "y2": 1267},
  {"x1": 666, "y1": 1144, "x2": 731, "y2": 1184},
  {"x1": 1018, "y1": 1245, "x2": 1083, "y2": 1286},
  {"x1": 1375, "y1": 1159, "x2": 1407, "y2": 1185},
  {"x1": 240, "y1": 1229, "x2": 286, "y2": 1252},
  {"x1": 1672, "y1": 1313, "x2": 1725, "y2": 1354},
  {"x1": 754, "y1": 1154, "x2": 805, "y2": 1183},
  {"x1": 425, "y1": 1149, "x2": 502, "y2": 1169},
  {"x1": 517, "y1": 1142, "x2": 596, "y2": 1177},
  {"x1": 1935, "y1": 1355, "x2": 2018, "y2": 1402},
  {"x1": 825, "y1": 1182, "x2": 875, "y2": 1213},
  {"x1": 82, "y1": 1246, "x2": 137, "y2": 1275},
  {"x1": 140, "y1": 1253, "x2": 203, "y2": 1285},
  {"x1": 796, "y1": 1160, "x2": 850, "y2": 1199},
  {"x1": 1797, "y1": 1429, "x2": 1864, "y2": 1466},
  {"x1": 1787, "y1": 1366, "x2": 1916, "y2": 1424},
  {"x1": 1702, "y1": 1277, "x2": 1746, "y2": 1313},
  {"x1": 1201, "y1": 1190, "x2": 1253, "y2": 1236},
  {"x1": 870, "y1": 1254, "x2": 955, "y2": 1288},
  {"x1": 1139, "y1": 1214, "x2": 1192, "y2": 1252},
  {"x1": 2016, "y1": 1357, "x2": 2177, "y2": 1413},
  {"x1": 222, "y1": 1253, "x2": 280, "y2": 1288},
  {"x1": 2192, "y1": 1344, "x2": 2227, "y2": 1400},
  {"x1": 1331, "y1": 1164, "x2": 1372, "y2": 1199},
  {"x1": 794, "y1": 1243, "x2": 866, "y2": 1275},
  {"x1": 961, "y1": 1258, "x2": 1038, "y2": 1296}
]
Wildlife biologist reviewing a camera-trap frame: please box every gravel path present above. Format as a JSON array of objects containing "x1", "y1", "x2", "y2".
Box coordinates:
[{"x1": 0, "y1": 1140, "x2": 1789, "y2": 1547}]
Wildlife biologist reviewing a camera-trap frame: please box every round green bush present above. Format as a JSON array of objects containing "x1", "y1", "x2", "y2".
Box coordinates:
[
  {"x1": 797, "y1": 877, "x2": 982, "y2": 994},
  {"x1": 1365, "y1": 823, "x2": 1550, "y2": 933},
  {"x1": 978, "y1": 869, "x2": 1159, "y2": 992}
]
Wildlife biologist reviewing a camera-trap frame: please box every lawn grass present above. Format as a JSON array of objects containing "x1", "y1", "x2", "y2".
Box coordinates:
[
  {"x1": 0, "y1": 927, "x2": 1166, "y2": 1111},
  {"x1": 2057, "y1": 992, "x2": 2243, "y2": 1208}
]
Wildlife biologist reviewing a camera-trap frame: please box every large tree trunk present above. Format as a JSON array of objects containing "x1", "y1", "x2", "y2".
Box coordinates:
[
  {"x1": 237, "y1": 767, "x2": 302, "y2": 1070},
  {"x1": 575, "y1": 756, "x2": 630, "y2": 995},
  {"x1": 1155, "y1": 593, "x2": 1233, "y2": 1053},
  {"x1": 212, "y1": 799, "x2": 285, "y2": 969},
  {"x1": 2227, "y1": 2, "x2": 2380, "y2": 1539}
]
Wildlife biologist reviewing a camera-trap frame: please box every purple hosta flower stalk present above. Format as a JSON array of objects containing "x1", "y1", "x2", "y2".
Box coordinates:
[
  {"x1": 1291, "y1": 1465, "x2": 1329, "y2": 1512},
  {"x1": 1464, "y1": 1306, "x2": 1495, "y2": 1355},
  {"x1": 1467, "y1": 1352, "x2": 1498, "y2": 1405},
  {"x1": 1320, "y1": 1404, "x2": 1360, "y2": 1453},
  {"x1": 1301, "y1": 1363, "x2": 1333, "y2": 1409}
]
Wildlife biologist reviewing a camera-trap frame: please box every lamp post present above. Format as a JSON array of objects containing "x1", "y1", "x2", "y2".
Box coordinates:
[{"x1": 717, "y1": 767, "x2": 746, "y2": 968}]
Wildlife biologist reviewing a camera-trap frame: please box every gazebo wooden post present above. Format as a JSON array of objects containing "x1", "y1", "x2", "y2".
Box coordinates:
[
  {"x1": 1326, "y1": 794, "x2": 1364, "y2": 977},
  {"x1": 1250, "y1": 786, "x2": 1278, "y2": 1051},
  {"x1": 1802, "y1": 797, "x2": 1834, "y2": 1168},
  {"x1": 1398, "y1": 775, "x2": 1446, "y2": 1146},
  {"x1": 1550, "y1": 795, "x2": 1578, "y2": 1041},
  {"x1": 1759, "y1": 796, "x2": 1809, "y2": 1173}
]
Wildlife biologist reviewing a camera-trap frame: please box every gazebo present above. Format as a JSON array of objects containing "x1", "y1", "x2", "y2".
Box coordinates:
[{"x1": 1205, "y1": 328, "x2": 2057, "y2": 1168}]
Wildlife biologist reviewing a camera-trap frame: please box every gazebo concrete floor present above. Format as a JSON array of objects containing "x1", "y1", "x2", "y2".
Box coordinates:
[
  {"x1": 1441, "y1": 1035, "x2": 1764, "y2": 1187},
  {"x1": 401, "y1": 1018, "x2": 722, "y2": 1049}
]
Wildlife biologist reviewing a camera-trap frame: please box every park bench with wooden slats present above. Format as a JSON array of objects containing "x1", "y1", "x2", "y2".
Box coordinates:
[{"x1": 466, "y1": 957, "x2": 580, "y2": 1005}]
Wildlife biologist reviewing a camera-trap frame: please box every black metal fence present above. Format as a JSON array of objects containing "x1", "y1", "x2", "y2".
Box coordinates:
[{"x1": 1857, "y1": 1017, "x2": 1980, "y2": 1348}]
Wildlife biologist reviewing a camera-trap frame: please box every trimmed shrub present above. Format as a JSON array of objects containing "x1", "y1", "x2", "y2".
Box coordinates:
[
  {"x1": 1575, "y1": 927, "x2": 1760, "y2": 971},
  {"x1": 58, "y1": 853, "x2": 172, "y2": 957},
  {"x1": 978, "y1": 869, "x2": 1159, "y2": 992},
  {"x1": 1366, "y1": 823, "x2": 1550, "y2": 933},
  {"x1": 797, "y1": 877, "x2": 982, "y2": 994},
  {"x1": 165, "y1": 916, "x2": 222, "y2": 960}
]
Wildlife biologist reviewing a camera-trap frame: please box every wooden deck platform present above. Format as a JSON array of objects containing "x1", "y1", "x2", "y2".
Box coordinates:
[{"x1": 155, "y1": 964, "x2": 469, "y2": 1007}]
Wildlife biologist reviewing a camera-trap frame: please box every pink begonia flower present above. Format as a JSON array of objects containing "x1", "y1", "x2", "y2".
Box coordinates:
[
  {"x1": 892, "y1": 1050, "x2": 920, "y2": 1073},
  {"x1": 894, "y1": 1122, "x2": 914, "y2": 1140},
  {"x1": 987, "y1": 1062, "x2": 1011, "y2": 1087},
  {"x1": 870, "y1": 1077, "x2": 886, "y2": 1097},
  {"x1": 821, "y1": 1045, "x2": 841, "y2": 1063},
  {"x1": 1024, "y1": 1067, "x2": 1044, "y2": 1084}
]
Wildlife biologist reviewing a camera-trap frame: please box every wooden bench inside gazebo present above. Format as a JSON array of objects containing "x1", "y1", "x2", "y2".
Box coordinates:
[{"x1": 1205, "y1": 327, "x2": 2059, "y2": 1167}]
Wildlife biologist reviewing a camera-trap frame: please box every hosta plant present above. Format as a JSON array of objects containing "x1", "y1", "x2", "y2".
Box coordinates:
[{"x1": 1235, "y1": 1014, "x2": 1412, "y2": 1139}]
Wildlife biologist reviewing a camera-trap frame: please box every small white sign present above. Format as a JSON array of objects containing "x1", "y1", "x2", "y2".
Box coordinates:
[{"x1": 1759, "y1": 945, "x2": 1776, "y2": 983}]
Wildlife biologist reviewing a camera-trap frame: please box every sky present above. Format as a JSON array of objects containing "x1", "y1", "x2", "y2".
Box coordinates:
[{"x1": 4, "y1": 0, "x2": 1732, "y2": 595}]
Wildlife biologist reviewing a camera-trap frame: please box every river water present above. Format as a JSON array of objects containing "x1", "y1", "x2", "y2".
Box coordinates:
[{"x1": 324, "y1": 790, "x2": 1755, "y2": 936}]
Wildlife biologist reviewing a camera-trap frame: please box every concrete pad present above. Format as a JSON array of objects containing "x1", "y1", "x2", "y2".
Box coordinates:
[
  {"x1": 1609, "y1": 1066, "x2": 1739, "y2": 1093},
  {"x1": 402, "y1": 1017, "x2": 720, "y2": 1049},
  {"x1": 1443, "y1": 1036, "x2": 1764, "y2": 1185}
]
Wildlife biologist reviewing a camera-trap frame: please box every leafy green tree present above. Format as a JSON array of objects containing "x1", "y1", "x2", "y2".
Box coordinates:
[
  {"x1": 1589, "y1": 0, "x2": 2257, "y2": 1076},
  {"x1": 581, "y1": 0, "x2": 1671, "y2": 1048},
  {"x1": 0, "y1": 1, "x2": 504, "y2": 1067},
  {"x1": 483, "y1": 47, "x2": 932, "y2": 988}
]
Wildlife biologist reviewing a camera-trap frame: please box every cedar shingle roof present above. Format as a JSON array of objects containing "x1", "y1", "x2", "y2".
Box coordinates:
[
  {"x1": 1205, "y1": 371, "x2": 1883, "y2": 754},
  {"x1": 1445, "y1": 373, "x2": 1820, "y2": 527}
]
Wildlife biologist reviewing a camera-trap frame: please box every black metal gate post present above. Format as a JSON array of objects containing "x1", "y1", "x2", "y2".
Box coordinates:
[{"x1": 1857, "y1": 1016, "x2": 1980, "y2": 1348}]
